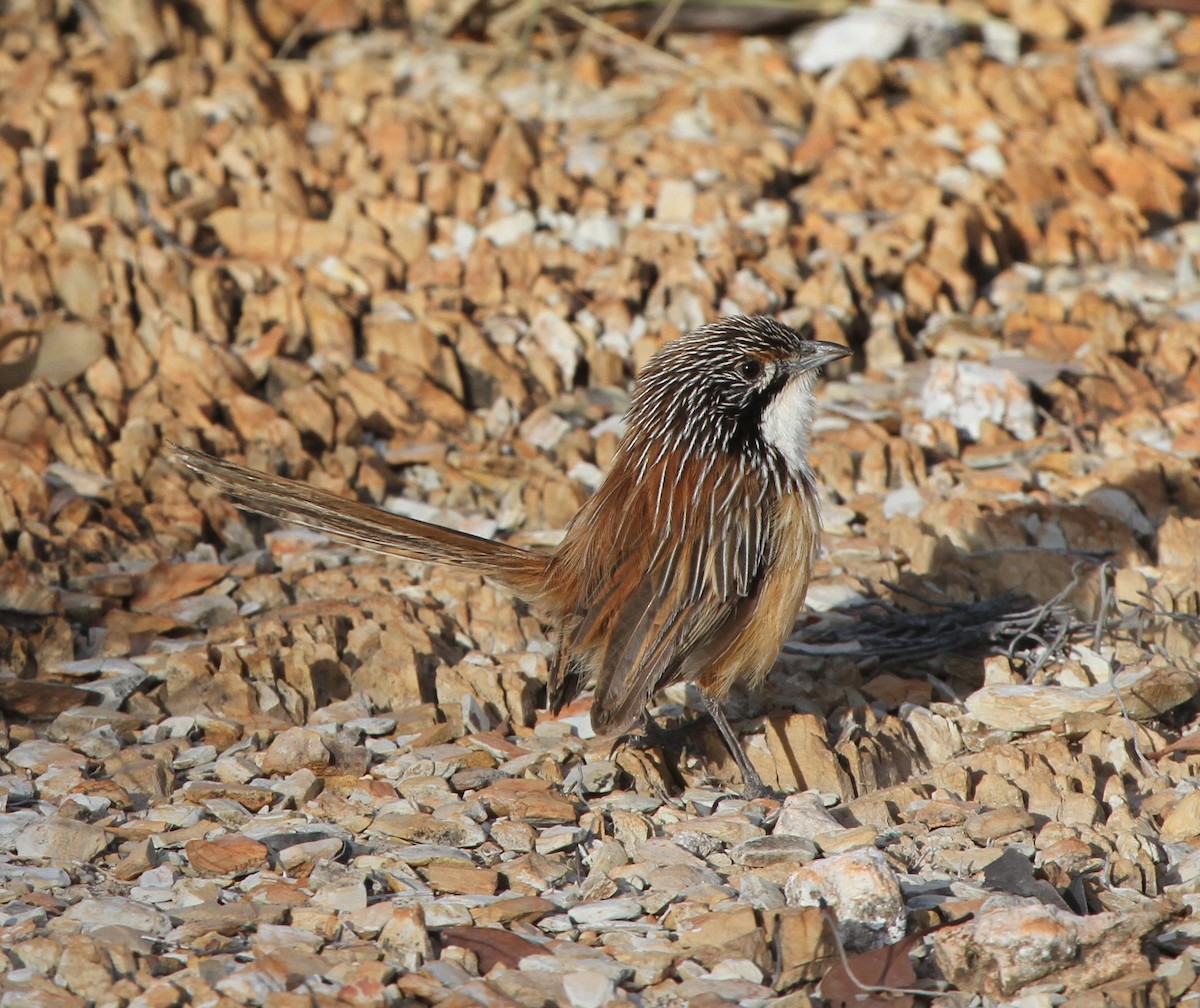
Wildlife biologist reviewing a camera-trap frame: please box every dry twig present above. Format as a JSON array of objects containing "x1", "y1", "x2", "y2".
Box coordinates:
[
  {"x1": 551, "y1": 0, "x2": 706, "y2": 77},
  {"x1": 786, "y1": 580, "x2": 1087, "y2": 673}
]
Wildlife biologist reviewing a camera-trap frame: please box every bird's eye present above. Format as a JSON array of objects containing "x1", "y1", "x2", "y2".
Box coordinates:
[{"x1": 739, "y1": 359, "x2": 764, "y2": 381}]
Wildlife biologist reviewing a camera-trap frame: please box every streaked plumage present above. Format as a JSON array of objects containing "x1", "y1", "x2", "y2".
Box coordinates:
[{"x1": 170, "y1": 316, "x2": 850, "y2": 794}]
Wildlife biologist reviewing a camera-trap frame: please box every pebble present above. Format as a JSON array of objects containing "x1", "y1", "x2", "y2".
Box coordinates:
[
  {"x1": 982, "y1": 18, "x2": 1022, "y2": 63},
  {"x1": 370, "y1": 812, "x2": 487, "y2": 848},
  {"x1": 731, "y1": 835, "x2": 819, "y2": 868},
  {"x1": 567, "y1": 898, "x2": 644, "y2": 925},
  {"x1": 259, "y1": 727, "x2": 332, "y2": 774},
  {"x1": 311, "y1": 874, "x2": 368, "y2": 912},
  {"x1": 345, "y1": 716, "x2": 397, "y2": 736},
  {"x1": 481, "y1": 210, "x2": 536, "y2": 247},
  {"x1": 737, "y1": 874, "x2": 787, "y2": 910},
  {"x1": 0, "y1": 864, "x2": 70, "y2": 888},
  {"x1": 73, "y1": 726, "x2": 124, "y2": 759},
  {"x1": 561, "y1": 970, "x2": 617, "y2": 1008},
  {"x1": 934, "y1": 902, "x2": 1082, "y2": 997},
  {"x1": 710, "y1": 958, "x2": 764, "y2": 983},
  {"x1": 774, "y1": 792, "x2": 844, "y2": 837},
  {"x1": 0, "y1": 811, "x2": 40, "y2": 848},
  {"x1": 424, "y1": 900, "x2": 474, "y2": 928},
  {"x1": 163, "y1": 594, "x2": 238, "y2": 627},
  {"x1": 570, "y1": 215, "x2": 621, "y2": 254},
  {"x1": 388, "y1": 844, "x2": 476, "y2": 867},
  {"x1": 278, "y1": 837, "x2": 346, "y2": 870},
  {"x1": 965, "y1": 807, "x2": 1037, "y2": 843},
  {"x1": 814, "y1": 825, "x2": 879, "y2": 853},
  {"x1": 535, "y1": 825, "x2": 583, "y2": 855},
  {"x1": 793, "y1": 10, "x2": 910, "y2": 74},
  {"x1": 7, "y1": 741, "x2": 87, "y2": 774},
  {"x1": 966, "y1": 144, "x2": 1007, "y2": 179},
  {"x1": 491, "y1": 819, "x2": 537, "y2": 852},
  {"x1": 578, "y1": 760, "x2": 619, "y2": 794},
  {"x1": 0, "y1": 775, "x2": 37, "y2": 807},
  {"x1": 173, "y1": 744, "x2": 217, "y2": 769},
  {"x1": 271, "y1": 768, "x2": 323, "y2": 806}
]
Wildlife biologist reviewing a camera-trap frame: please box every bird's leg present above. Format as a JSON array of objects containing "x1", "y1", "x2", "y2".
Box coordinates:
[{"x1": 701, "y1": 694, "x2": 772, "y2": 799}]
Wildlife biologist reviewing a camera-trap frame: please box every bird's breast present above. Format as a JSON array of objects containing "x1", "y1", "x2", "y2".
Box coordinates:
[{"x1": 692, "y1": 488, "x2": 820, "y2": 697}]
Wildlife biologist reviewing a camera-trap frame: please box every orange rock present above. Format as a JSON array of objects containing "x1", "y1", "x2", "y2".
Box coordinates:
[{"x1": 186, "y1": 834, "x2": 270, "y2": 876}]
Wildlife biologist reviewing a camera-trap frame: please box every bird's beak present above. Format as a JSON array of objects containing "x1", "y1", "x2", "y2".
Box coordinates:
[{"x1": 791, "y1": 340, "x2": 852, "y2": 373}]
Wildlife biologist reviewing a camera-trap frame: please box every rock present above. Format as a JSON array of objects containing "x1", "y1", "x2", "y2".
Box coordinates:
[
  {"x1": 763, "y1": 713, "x2": 855, "y2": 796},
  {"x1": 378, "y1": 905, "x2": 432, "y2": 969},
  {"x1": 654, "y1": 179, "x2": 697, "y2": 224},
  {"x1": 7, "y1": 740, "x2": 87, "y2": 774},
  {"x1": 737, "y1": 874, "x2": 786, "y2": 910},
  {"x1": 185, "y1": 834, "x2": 270, "y2": 876},
  {"x1": 965, "y1": 666, "x2": 1200, "y2": 732},
  {"x1": 259, "y1": 727, "x2": 332, "y2": 774},
  {"x1": 476, "y1": 779, "x2": 579, "y2": 825},
  {"x1": 62, "y1": 897, "x2": 172, "y2": 936},
  {"x1": 105, "y1": 750, "x2": 172, "y2": 801},
  {"x1": 389, "y1": 844, "x2": 475, "y2": 867},
  {"x1": 775, "y1": 792, "x2": 845, "y2": 837},
  {"x1": 0, "y1": 811, "x2": 41, "y2": 849},
  {"x1": 731, "y1": 835, "x2": 819, "y2": 868},
  {"x1": 578, "y1": 760, "x2": 619, "y2": 794},
  {"x1": 1160, "y1": 789, "x2": 1200, "y2": 844},
  {"x1": 5, "y1": 13, "x2": 1199, "y2": 1008},
  {"x1": 814, "y1": 825, "x2": 879, "y2": 854},
  {"x1": 16, "y1": 819, "x2": 109, "y2": 863},
  {"x1": 277, "y1": 837, "x2": 345, "y2": 870},
  {"x1": 785, "y1": 848, "x2": 906, "y2": 952},
  {"x1": 47, "y1": 707, "x2": 143, "y2": 741},
  {"x1": 934, "y1": 902, "x2": 1079, "y2": 996},
  {"x1": 271, "y1": 768, "x2": 323, "y2": 807},
  {"x1": 922, "y1": 360, "x2": 1037, "y2": 441},
  {"x1": 966, "y1": 807, "x2": 1037, "y2": 843},
  {"x1": 0, "y1": 864, "x2": 71, "y2": 889},
  {"x1": 567, "y1": 898, "x2": 644, "y2": 926},
  {"x1": 562, "y1": 970, "x2": 617, "y2": 1008},
  {"x1": 368, "y1": 812, "x2": 487, "y2": 848},
  {"x1": 794, "y1": 11, "x2": 910, "y2": 74}
]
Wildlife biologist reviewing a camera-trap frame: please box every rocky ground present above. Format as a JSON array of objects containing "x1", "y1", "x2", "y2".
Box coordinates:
[{"x1": 0, "y1": 0, "x2": 1199, "y2": 1005}]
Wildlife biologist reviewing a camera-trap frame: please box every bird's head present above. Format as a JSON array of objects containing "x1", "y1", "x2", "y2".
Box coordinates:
[{"x1": 628, "y1": 316, "x2": 851, "y2": 482}]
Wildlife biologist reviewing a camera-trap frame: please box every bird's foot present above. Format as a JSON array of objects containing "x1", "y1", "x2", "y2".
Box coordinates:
[
  {"x1": 737, "y1": 771, "x2": 785, "y2": 802},
  {"x1": 609, "y1": 720, "x2": 686, "y2": 758},
  {"x1": 699, "y1": 694, "x2": 787, "y2": 800},
  {"x1": 607, "y1": 718, "x2": 699, "y2": 759}
]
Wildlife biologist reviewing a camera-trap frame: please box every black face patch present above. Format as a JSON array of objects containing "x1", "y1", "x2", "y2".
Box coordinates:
[{"x1": 717, "y1": 367, "x2": 788, "y2": 460}]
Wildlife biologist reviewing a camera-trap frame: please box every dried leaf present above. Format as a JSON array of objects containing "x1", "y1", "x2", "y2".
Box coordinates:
[
  {"x1": 439, "y1": 925, "x2": 544, "y2": 972},
  {"x1": 1145, "y1": 730, "x2": 1200, "y2": 760},
  {"x1": 0, "y1": 680, "x2": 100, "y2": 719},
  {"x1": 0, "y1": 320, "x2": 106, "y2": 392},
  {"x1": 819, "y1": 933, "x2": 921, "y2": 1008}
]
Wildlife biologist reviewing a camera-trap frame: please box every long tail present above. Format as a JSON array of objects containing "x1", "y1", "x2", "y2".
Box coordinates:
[{"x1": 167, "y1": 443, "x2": 550, "y2": 600}]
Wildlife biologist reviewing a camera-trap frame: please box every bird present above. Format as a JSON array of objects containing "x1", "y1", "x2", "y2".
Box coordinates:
[{"x1": 169, "y1": 316, "x2": 851, "y2": 796}]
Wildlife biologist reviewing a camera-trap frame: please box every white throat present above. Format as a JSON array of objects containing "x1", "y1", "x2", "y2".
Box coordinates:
[{"x1": 760, "y1": 373, "x2": 818, "y2": 476}]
